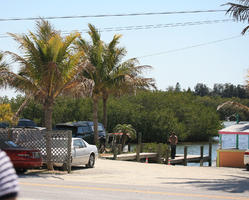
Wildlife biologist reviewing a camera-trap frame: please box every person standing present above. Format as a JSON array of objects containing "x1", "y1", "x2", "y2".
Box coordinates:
[
  {"x1": 168, "y1": 132, "x2": 178, "y2": 159},
  {"x1": 0, "y1": 150, "x2": 19, "y2": 200}
]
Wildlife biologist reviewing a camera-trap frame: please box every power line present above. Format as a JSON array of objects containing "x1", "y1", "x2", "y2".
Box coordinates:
[
  {"x1": 0, "y1": 19, "x2": 235, "y2": 39},
  {"x1": 135, "y1": 35, "x2": 243, "y2": 59},
  {"x1": 0, "y1": 9, "x2": 227, "y2": 22}
]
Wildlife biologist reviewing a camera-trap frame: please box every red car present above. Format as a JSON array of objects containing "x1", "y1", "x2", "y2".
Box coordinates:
[{"x1": 0, "y1": 140, "x2": 42, "y2": 171}]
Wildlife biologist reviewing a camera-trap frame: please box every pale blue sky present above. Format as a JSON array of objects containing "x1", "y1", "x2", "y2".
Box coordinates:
[{"x1": 1, "y1": 0, "x2": 249, "y2": 98}]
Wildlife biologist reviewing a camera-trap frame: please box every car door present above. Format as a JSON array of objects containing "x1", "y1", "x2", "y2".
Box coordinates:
[
  {"x1": 72, "y1": 139, "x2": 84, "y2": 164},
  {"x1": 72, "y1": 139, "x2": 89, "y2": 165}
]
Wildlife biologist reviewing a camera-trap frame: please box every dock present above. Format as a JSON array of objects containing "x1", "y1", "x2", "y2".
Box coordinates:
[
  {"x1": 103, "y1": 133, "x2": 213, "y2": 166},
  {"x1": 169, "y1": 154, "x2": 211, "y2": 165},
  {"x1": 100, "y1": 152, "x2": 211, "y2": 166},
  {"x1": 101, "y1": 152, "x2": 158, "y2": 161}
]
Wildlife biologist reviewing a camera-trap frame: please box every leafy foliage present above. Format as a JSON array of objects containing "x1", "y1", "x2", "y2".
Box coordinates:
[
  {"x1": 2, "y1": 19, "x2": 90, "y2": 130},
  {"x1": 225, "y1": 0, "x2": 249, "y2": 34},
  {"x1": 113, "y1": 124, "x2": 137, "y2": 140},
  {"x1": 0, "y1": 104, "x2": 14, "y2": 124}
]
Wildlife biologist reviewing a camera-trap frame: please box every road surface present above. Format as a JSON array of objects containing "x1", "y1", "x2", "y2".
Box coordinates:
[{"x1": 18, "y1": 159, "x2": 249, "y2": 200}]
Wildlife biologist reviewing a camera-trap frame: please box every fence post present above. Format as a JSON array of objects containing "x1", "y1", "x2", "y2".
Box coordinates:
[
  {"x1": 140, "y1": 143, "x2": 144, "y2": 153},
  {"x1": 184, "y1": 146, "x2": 188, "y2": 166},
  {"x1": 128, "y1": 143, "x2": 131, "y2": 152},
  {"x1": 46, "y1": 131, "x2": 53, "y2": 170},
  {"x1": 67, "y1": 131, "x2": 72, "y2": 173},
  {"x1": 209, "y1": 138, "x2": 212, "y2": 166},
  {"x1": 165, "y1": 146, "x2": 170, "y2": 164},
  {"x1": 105, "y1": 133, "x2": 109, "y2": 149},
  {"x1": 136, "y1": 132, "x2": 142, "y2": 162},
  {"x1": 157, "y1": 143, "x2": 162, "y2": 163},
  {"x1": 118, "y1": 144, "x2": 122, "y2": 154},
  {"x1": 7, "y1": 128, "x2": 12, "y2": 141},
  {"x1": 113, "y1": 142, "x2": 117, "y2": 160},
  {"x1": 200, "y1": 146, "x2": 204, "y2": 167}
]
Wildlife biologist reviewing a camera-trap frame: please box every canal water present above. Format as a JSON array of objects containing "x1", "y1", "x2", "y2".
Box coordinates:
[{"x1": 176, "y1": 121, "x2": 249, "y2": 166}]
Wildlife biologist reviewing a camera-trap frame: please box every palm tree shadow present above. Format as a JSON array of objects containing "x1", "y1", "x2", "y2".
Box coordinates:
[{"x1": 160, "y1": 175, "x2": 249, "y2": 193}]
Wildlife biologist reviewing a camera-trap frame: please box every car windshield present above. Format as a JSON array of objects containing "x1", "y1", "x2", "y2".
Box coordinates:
[
  {"x1": 56, "y1": 126, "x2": 77, "y2": 136},
  {"x1": 18, "y1": 120, "x2": 37, "y2": 127},
  {"x1": 91, "y1": 125, "x2": 104, "y2": 132},
  {"x1": 77, "y1": 126, "x2": 90, "y2": 134},
  {"x1": 0, "y1": 122, "x2": 9, "y2": 128}
]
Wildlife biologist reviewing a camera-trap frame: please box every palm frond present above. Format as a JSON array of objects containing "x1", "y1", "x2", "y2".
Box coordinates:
[{"x1": 225, "y1": 1, "x2": 249, "y2": 34}]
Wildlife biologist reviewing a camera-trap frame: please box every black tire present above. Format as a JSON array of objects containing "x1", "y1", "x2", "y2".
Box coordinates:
[
  {"x1": 86, "y1": 154, "x2": 95, "y2": 168},
  {"x1": 246, "y1": 164, "x2": 249, "y2": 171}
]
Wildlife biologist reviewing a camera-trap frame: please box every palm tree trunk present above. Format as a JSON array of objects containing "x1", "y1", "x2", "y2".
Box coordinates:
[
  {"x1": 44, "y1": 98, "x2": 54, "y2": 170},
  {"x1": 12, "y1": 93, "x2": 33, "y2": 122},
  {"x1": 121, "y1": 134, "x2": 127, "y2": 152},
  {"x1": 102, "y1": 93, "x2": 108, "y2": 130},
  {"x1": 44, "y1": 99, "x2": 53, "y2": 131},
  {"x1": 93, "y1": 95, "x2": 99, "y2": 145}
]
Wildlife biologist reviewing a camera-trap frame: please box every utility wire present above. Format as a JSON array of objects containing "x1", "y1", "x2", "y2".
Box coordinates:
[
  {"x1": 136, "y1": 35, "x2": 243, "y2": 59},
  {"x1": 0, "y1": 9, "x2": 227, "y2": 22},
  {"x1": 0, "y1": 19, "x2": 235, "y2": 38}
]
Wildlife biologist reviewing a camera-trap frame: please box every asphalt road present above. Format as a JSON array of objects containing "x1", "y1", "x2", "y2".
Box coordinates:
[{"x1": 18, "y1": 159, "x2": 249, "y2": 200}]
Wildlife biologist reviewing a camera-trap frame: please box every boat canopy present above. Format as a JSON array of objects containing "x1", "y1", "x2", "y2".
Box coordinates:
[
  {"x1": 218, "y1": 123, "x2": 249, "y2": 149},
  {"x1": 219, "y1": 123, "x2": 249, "y2": 135}
]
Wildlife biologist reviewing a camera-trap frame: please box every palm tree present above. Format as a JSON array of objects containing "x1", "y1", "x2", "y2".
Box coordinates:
[
  {"x1": 100, "y1": 34, "x2": 125, "y2": 130},
  {"x1": 225, "y1": 0, "x2": 249, "y2": 34},
  {"x1": 77, "y1": 24, "x2": 156, "y2": 145},
  {"x1": 0, "y1": 52, "x2": 33, "y2": 123},
  {"x1": 1, "y1": 19, "x2": 90, "y2": 130},
  {"x1": 101, "y1": 34, "x2": 156, "y2": 130},
  {"x1": 76, "y1": 24, "x2": 105, "y2": 145},
  {"x1": 102, "y1": 58, "x2": 155, "y2": 130},
  {"x1": 0, "y1": 52, "x2": 9, "y2": 86},
  {"x1": 113, "y1": 124, "x2": 136, "y2": 150},
  {"x1": 225, "y1": 1, "x2": 249, "y2": 88}
]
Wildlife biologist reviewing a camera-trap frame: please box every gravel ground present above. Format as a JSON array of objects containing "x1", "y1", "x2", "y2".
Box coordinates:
[{"x1": 28, "y1": 158, "x2": 247, "y2": 190}]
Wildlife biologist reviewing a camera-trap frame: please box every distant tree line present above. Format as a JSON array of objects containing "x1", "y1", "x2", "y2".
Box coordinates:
[
  {"x1": 193, "y1": 83, "x2": 249, "y2": 98},
  {"x1": 2, "y1": 89, "x2": 238, "y2": 143}
]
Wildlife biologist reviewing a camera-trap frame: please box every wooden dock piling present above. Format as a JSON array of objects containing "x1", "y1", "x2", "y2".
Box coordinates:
[
  {"x1": 200, "y1": 146, "x2": 204, "y2": 166},
  {"x1": 136, "y1": 132, "x2": 142, "y2": 162},
  {"x1": 165, "y1": 146, "x2": 170, "y2": 164},
  {"x1": 157, "y1": 143, "x2": 162, "y2": 164},
  {"x1": 209, "y1": 139, "x2": 212, "y2": 166},
  {"x1": 184, "y1": 146, "x2": 188, "y2": 166}
]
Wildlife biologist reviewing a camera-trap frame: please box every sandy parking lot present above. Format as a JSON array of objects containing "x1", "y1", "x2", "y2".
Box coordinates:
[{"x1": 43, "y1": 158, "x2": 248, "y2": 191}]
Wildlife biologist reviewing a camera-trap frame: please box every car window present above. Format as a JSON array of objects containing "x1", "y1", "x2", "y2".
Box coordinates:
[
  {"x1": 81, "y1": 140, "x2": 87, "y2": 148},
  {"x1": 4, "y1": 141, "x2": 19, "y2": 148},
  {"x1": 77, "y1": 126, "x2": 90, "y2": 134},
  {"x1": 91, "y1": 125, "x2": 104, "y2": 132},
  {"x1": 18, "y1": 120, "x2": 37, "y2": 127},
  {"x1": 73, "y1": 139, "x2": 86, "y2": 148}
]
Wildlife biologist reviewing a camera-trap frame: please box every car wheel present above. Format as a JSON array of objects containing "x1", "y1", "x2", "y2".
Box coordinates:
[
  {"x1": 86, "y1": 154, "x2": 95, "y2": 168},
  {"x1": 246, "y1": 164, "x2": 249, "y2": 171}
]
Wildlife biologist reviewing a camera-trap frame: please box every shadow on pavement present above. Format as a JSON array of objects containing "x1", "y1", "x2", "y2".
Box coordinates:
[
  {"x1": 16, "y1": 165, "x2": 90, "y2": 179},
  {"x1": 160, "y1": 174, "x2": 249, "y2": 193}
]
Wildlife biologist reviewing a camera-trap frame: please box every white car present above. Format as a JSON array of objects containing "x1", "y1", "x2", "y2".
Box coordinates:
[
  {"x1": 71, "y1": 138, "x2": 98, "y2": 168},
  {"x1": 244, "y1": 149, "x2": 249, "y2": 171}
]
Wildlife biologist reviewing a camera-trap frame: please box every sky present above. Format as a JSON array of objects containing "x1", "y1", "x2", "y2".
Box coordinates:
[{"x1": 0, "y1": 0, "x2": 249, "y2": 98}]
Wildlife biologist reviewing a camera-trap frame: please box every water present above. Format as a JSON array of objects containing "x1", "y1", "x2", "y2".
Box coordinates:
[
  {"x1": 176, "y1": 121, "x2": 249, "y2": 166},
  {"x1": 176, "y1": 142, "x2": 219, "y2": 166}
]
